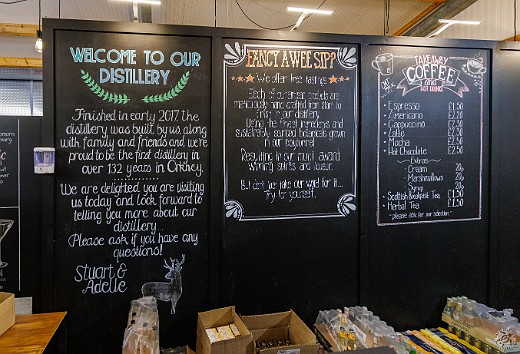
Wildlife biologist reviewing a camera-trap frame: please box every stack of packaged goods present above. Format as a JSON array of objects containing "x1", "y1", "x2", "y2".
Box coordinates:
[
  {"x1": 204, "y1": 323, "x2": 242, "y2": 343},
  {"x1": 441, "y1": 297, "x2": 520, "y2": 354},
  {"x1": 315, "y1": 307, "x2": 410, "y2": 354},
  {"x1": 348, "y1": 306, "x2": 410, "y2": 354},
  {"x1": 122, "y1": 296, "x2": 160, "y2": 354},
  {"x1": 315, "y1": 299, "x2": 519, "y2": 354}
]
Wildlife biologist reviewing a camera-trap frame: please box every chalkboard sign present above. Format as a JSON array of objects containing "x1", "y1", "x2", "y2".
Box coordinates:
[
  {"x1": 223, "y1": 40, "x2": 358, "y2": 220},
  {"x1": 0, "y1": 117, "x2": 42, "y2": 311},
  {"x1": 0, "y1": 118, "x2": 19, "y2": 291},
  {"x1": 371, "y1": 46, "x2": 488, "y2": 225},
  {"x1": 53, "y1": 29, "x2": 211, "y2": 353}
]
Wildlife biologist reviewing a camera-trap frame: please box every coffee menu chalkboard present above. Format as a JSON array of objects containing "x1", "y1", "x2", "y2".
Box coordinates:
[
  {"x1": 223, "y1": 41, "x2": 358, "y2": 220},
  {"x1": 54, "y1": 30, "x2": 211, "y2": 352},
  {"x1": 372, "y1": 46, "x2": 488, "y2": 225}
]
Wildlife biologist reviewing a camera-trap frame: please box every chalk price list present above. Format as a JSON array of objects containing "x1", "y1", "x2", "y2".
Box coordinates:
[
  {"x1": 379, "y1": 97, "x2": 475, "y2": 224},
  {"x1": 447, "y1": 101, "x2": 465, "y2": 209}
]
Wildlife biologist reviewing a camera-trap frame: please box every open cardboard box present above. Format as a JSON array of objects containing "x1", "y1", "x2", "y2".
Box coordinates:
[
  {"x1": 196, "y1": 306, "x2": 253, "y2": 354},
  {"x1": 241, "y1": 310, "x2": 319, "y2": 354},
  {"x1": 0, "y1": 292, "x2": 15, "y2": 336}
]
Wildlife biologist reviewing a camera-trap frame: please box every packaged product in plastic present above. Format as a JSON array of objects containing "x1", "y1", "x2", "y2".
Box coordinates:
[{"x1": 123, "y1": 296, "x2": 160, "y2": 354}]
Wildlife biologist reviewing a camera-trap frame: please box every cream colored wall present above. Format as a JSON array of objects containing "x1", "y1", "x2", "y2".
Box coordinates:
[{"x1": 436, "y1": 0, "x2": 516, "y2": 41}]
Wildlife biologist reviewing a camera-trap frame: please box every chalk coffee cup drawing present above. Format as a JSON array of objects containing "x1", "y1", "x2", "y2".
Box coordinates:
[
  {"x1": 466, "y1": 58, "x2": 486, "y2": 75},
  {"x1": 372, "y1": 53, "x2": 394, "y2": 75}
]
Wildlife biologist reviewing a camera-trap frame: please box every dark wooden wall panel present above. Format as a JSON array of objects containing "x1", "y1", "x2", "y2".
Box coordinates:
[{"x1": 493, "y1": 46, "x2": 520, "y2": 315}]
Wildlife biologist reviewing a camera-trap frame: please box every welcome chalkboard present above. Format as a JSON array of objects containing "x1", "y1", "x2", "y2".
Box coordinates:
[
  {"x1": 223, "y1": 40, "x2": 358, "y2": 220},
  {"x1": 53, "y1": 29, "x2": 211, "y2": 353},
  {"x1": 371, "y1": 46, "x2": 488, "y2": 225}
]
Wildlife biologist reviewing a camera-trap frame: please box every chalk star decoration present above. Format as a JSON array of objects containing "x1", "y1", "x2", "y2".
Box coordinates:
[
  {"x1": 231, "y1": 76, "x2": 236, "y2": 80},
  {"x1": 246, "y1": 74, "x2": 254, "y2": 82},
  {"x1": 237, "y1": 75, "x2": 243, "y2": 81},
  {"x1": 329, "y1": 75, "x2": 338, "y2": 83}
]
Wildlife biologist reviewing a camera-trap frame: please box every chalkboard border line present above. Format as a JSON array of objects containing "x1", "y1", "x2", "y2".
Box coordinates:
[
  {"x1": 16, "y1": 119, "x2": 21, "y2": 291},
  {"x1": 377, "y1": 216, "x2": 482, "y2": 227},
  {"x1": 374, "y1": 49, "x2": 486, "y2": 226},
  {"x1": 238, "y1": 213, "x2": 348, "y2": 221},
  {"x1": 222, "y1": 41, "x2": 360, "y2": 221}
]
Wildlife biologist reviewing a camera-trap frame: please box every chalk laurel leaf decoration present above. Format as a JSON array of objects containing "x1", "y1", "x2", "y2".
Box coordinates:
[
  {"x1": 337, "y1": 194, "x2": 356, "y2": 217},
  {"x1": 338, "y1": 47, "x2": 357, "y2": 68},
  {"x1": 80, "y1": 70, "x2": 129, "y2": 104},
  {"x1": 143, "y1": 71, "x2": 190, "y2": 103},
  {"x1": 224, "y1": 200, "x2": 244, "y2": 220},
  {"x1": 224, "y1": 42, "x2": 245, "y2": 64}
]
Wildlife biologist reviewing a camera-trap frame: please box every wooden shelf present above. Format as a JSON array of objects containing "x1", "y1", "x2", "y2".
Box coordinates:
[{"x1": 0, "y1": 312, "x2": 67, "y2": 353}]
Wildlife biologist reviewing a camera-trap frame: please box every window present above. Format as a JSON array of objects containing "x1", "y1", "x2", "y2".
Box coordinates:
[{"x1": 0, "y1": 68, "x2": 43, "y2": 116}]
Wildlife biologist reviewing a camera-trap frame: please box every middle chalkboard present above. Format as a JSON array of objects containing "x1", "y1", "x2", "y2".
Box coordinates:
[{"x1": 223, "y1": 40, "x2": 358, "y2": 221}]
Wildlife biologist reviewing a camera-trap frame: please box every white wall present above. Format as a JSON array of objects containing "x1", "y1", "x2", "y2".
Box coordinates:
[{"x1": 436, "y1": 0, "x2": 516, "y2": 41}]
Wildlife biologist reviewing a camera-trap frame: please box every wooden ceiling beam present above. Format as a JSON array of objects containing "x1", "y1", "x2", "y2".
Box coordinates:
[
  {"x1": 398, "y1": 0, "x2": 479, "y2": 37},
  {"x1": 394, "y1": 2, "x2": 444, "y2": 36},
  {"x1": 0, "y1": 23, "x2": 39, "y2": 37},
  {"x1": 0, "y1": 57, "x2": 42, "y2": 68},
  {"x1": 505, "y1": 34, "x2": 520, "y2": 41}
]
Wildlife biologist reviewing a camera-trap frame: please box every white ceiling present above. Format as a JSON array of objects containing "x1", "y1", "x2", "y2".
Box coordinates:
[
  {"x1": 0, "y1": 0, "x2": 518, "y2": 58},
  {"x1": 0, "y1": 0, "x2": 448, "y2": 34}
]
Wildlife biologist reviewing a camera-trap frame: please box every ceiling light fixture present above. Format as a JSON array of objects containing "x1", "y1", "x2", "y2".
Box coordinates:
[
  {"x1": 113, "y1": 0, "x2": 161, "y2": 5},
  {"x1": 427, "y1": 19, "x2": 480, "y2": 38},
  {"x1": 35, "y1": 0, "x2": 42, "y2": 53},
  {"x1": 287, "y1": 7, "x2": 333, "y2": 31}
]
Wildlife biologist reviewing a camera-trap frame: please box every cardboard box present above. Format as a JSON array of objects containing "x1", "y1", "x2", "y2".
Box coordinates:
[
  {"x1": 196, "y1": 306, "x2": 253, "y2": 354},
  {"x1": 0, "y1": 292, "x2": 15, "y2": 336},
  {"x1": 242, "y1": 310, "x2": 320, "y2": 354}
]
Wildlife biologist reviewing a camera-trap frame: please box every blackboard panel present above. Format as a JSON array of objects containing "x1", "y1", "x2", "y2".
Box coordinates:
[
  {"x1": 220, "y1": 218, "x2": 357, "y2": 326},
  {"x1": 0, "y1": 118, "x2": 19, "y2": 292},
  {"x1": 365, "y1": 223, "x2": 488, "y2": 329},
  {"x1": 495, "y1": 49, "x2": 520, "y2": 315},
  {"x1": 221, "y1": 39, "x2": 359, "y2": 325},
  {"x1": 0, "y1": 118, "x2": 19, "y2": 208},
  {"x1": 362, "y1": 44, "x2": 490, "y2": 329},
  {"x1": 0, "y1": 117, "x2": 42, "y2": 310},
  {"x1": 223, "y1": 40, "x2": 358, "y2": 220},
  {"x1": 371, "y1": 46, "x2": 487, "y2": 225},
  {"x1": 53, "y1": 28, "x2": 211, "y2": 353}
]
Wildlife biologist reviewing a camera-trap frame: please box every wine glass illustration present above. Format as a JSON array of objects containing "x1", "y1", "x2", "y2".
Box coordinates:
[{"x1": 0, "y1": 219, "x2": 14, "y2": 268}]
